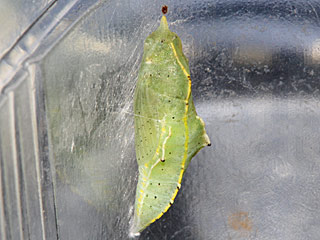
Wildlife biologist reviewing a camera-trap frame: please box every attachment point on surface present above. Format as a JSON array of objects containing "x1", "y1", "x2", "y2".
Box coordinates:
[{"x1": 162, "y1": 5, "x2": 168, "y2": 15}]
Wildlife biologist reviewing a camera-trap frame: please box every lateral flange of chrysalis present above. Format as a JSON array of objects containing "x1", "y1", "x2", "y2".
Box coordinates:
[{"x1": 131, "y1": 15, "x2": 211, "y2": 235}]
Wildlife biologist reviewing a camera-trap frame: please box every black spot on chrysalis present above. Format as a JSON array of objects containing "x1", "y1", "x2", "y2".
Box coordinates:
[
  {"x1": 154, "y1": 196, "x2": 157, "y2": 199},
  {"x1": 160, "y1": 159, "x2": 165, "y2": 162},
  {"x1": 162, "y1": 5, "x2": 168, "y2": 15},
  {"x1": 158, "y1": 183, "x2": 160, "y2": 186},
  {"x1": 208, "y1": 143, "x2": 211, "y2": 146}
]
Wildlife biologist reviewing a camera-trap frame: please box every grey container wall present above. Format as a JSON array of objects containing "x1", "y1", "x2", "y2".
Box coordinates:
[{"x1": 1, "y1": 0, "x2": 320, "y2": 239}]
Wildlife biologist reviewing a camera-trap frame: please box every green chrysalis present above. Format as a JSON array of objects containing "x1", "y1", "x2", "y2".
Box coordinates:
[{"x1": 131, "y1": 8, "x2": 211, "y2": 235}]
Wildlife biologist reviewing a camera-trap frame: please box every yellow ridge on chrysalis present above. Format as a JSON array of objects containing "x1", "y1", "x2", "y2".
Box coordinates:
[{"x1": 152, "y1": 41, "x2": 192, "y2": 222}]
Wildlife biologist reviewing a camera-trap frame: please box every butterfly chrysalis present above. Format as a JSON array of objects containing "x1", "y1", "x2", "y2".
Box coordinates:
[{"x1": 131, "y1": 6, "x2": 211, "y2": 235}]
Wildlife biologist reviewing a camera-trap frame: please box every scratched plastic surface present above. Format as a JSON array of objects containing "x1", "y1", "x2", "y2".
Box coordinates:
[
  {"x1": 1, "y1": 0, "x2": 320, "y2": 239},
  {"x1": 0, "y1": 0, "x2": 52, "y2": 60}
]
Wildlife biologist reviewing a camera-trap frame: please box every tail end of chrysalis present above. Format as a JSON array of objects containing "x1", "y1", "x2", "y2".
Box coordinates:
[
  {"x1": 128, "y1": 230, "x2": 140, "y2": 239},
  {"x1": 129, "y1": 215, "x2": 142, "y2": 238}
]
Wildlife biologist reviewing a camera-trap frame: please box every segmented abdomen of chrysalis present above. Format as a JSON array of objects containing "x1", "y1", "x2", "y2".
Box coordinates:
[{"x1": 131, "y1": 15, "x2": 211, "y2": 234}]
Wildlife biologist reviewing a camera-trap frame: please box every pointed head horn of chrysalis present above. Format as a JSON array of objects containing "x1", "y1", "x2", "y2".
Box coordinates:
[
  {"x1": 143, "y1": 14, "x2": 179, "y2": 52},
  {"x1": 159, "y1": 15, "x2": 168, "y2": 30}
]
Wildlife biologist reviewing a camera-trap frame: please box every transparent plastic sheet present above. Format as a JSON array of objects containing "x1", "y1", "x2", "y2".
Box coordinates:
[
  {"x1": 0, "y1": 0, "x2": 54, "y2": 60},
  {"x1": 1, "y1": 0, "x2": 320, "y2": 239},
  {"x1": 0, "y1": 0, "x2": 101, "y2": 239}
]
